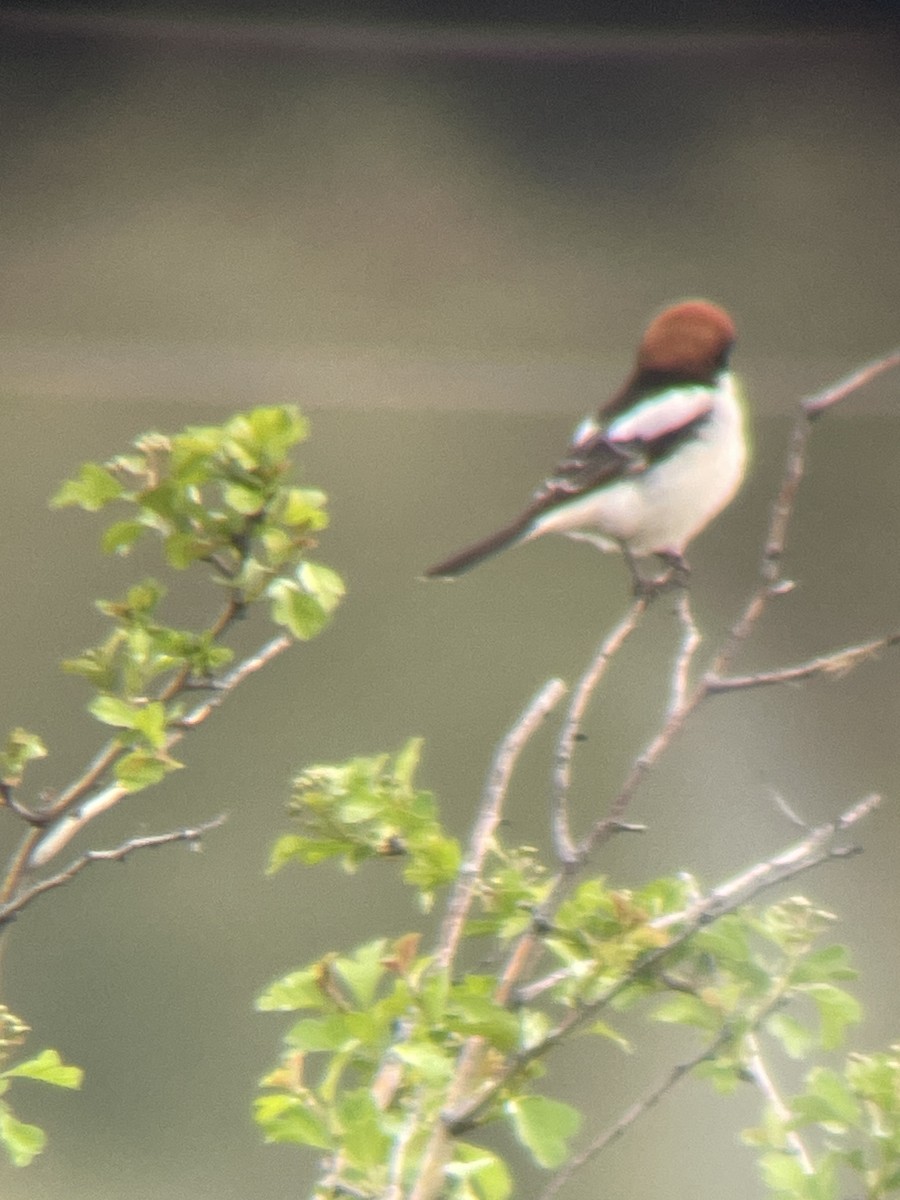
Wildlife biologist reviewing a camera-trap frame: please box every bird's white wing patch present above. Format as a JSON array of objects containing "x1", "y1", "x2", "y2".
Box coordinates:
[
  {"x1": 571, "y1": 415, "x2": 602, "y2": 448},
  {"x1": 606, "y1": 385, "x2": 713, "y2": 444}
]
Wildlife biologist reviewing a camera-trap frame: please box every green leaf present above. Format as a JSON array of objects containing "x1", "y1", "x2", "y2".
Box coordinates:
[
  {"x1": 808, "y1": 984, "x2": 861, "y2": 1050},
  {"x1": 253, "y1": 1094, "x2": 331, "y2": 1149},
  {"x1": 255, "y1": 967, "x2": 325, "y2": 1013},
  {"x1": 505, "y1": 1095, "x2": 581, "y2": 1169},
  {"x1": 336, "y1": 1090, "x2": 391, "y2": 1171},
  {"x1": 296, "y1": 561, "x2": 345, "y2": 615},
  {"x1": 333, "y1": 941, "x2": 388, "y2": 1009},
  {"x1": 279, "y1": 487, "x2": 328, "y2": 528},
  {"x1": 101, "y1": 520, "x2": 146, "y2": 556},
  {"x1": 51, "y1": 462, "x2": 123, "y2": 511},
  {"x1": 791, "y1": 944, "x2": 857, "y2": 984},
  {"x1": 793, "y1": 1067, "x2": 861, "y2": 1129},
  {"x1": 450, "y1": 1144, "x2": 513, "y2": 1200},
  {"x1": 766, "y1": 1012, "x2": 815, "y2": 1059},
  {"x1": 115, "y1": 749, "x2": 181, "y2": 792},
  {"x1": 268, "y1": 580, "x2": 329, "y2": 640},
  {"x1": 0, "y1": 1104, "x2": 46, "y2": 1167},
  {"x1": 89, "y1": 695, "x2": 141, "y2": 730},
  {"x1": 228, "y1": 405, "x2": 309, "y2": 464},
  {"x1": 164, "y1": 531, "x2": 211, "y2": 569},
  {"x1": 393, "y1": 1040, "x2": 454, "y2": 1086},
  {"x1": 394, "y1": 737, "x2": 423, "y2": 787},
  {"x1": 447, "y1": 991, "x2": 520, "y2": 1052},
  {"x1": 760, "y1": 1151, "x2": 810, "y2": 1194},
  {"x1": 587, "y1": 1019, "x2": 632, "y2": 1053},
  {"x1": 130, "y1": 702, "x2": 169, "y2": 750},
  {"x1": 223, "y1": 481, "x2": 265, "y2": 515},
  {"x1": 3, "y1": 1049, "x2": 83, "y2": 1090},
  {"x1": 0, "y1": 728, "x2": 48, "y2": 785},
  {"x1": 285, "y1": 1016, "x2": 356, "y2": 1053},
  {"x1": 653, "y1": 993, "x2": 721, "y2": 1032}
]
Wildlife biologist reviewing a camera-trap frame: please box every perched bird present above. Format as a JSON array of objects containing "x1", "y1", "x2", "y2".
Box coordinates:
[{"x1": 424, "y1": 300, "x2": 747, "y2": 587}]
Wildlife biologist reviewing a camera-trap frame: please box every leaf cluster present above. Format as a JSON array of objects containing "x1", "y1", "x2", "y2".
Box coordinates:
[
  {"x1": 52, "y1": 406, "x2": 343, "y2": 640},
  {"x1": 0, "y1": 405, "x2": 343, "y2": 1165},
  {"x1": 0, "y1": 1009, "x2": 81, "y2": 1168},
  {"x1": 256, "y1": 749, "x2": 869, "y2": 1199}
]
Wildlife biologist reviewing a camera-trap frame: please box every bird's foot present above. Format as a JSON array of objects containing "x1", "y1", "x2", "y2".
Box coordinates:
[
  {"x1": 629, "y1": 551, "x2": 691, "y2": 599},
  {"x1": 656, "y1": 550, "x2": 691, "y2": 589}
]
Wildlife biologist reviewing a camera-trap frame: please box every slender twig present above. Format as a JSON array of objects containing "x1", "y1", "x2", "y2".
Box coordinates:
[
  {"x1": 538, "y1": 1024, "x2": 736, "y2": 1200},
  {"x1": 707, "y1": 630, "x2": 900, "y2": 693},
  {"x1": 575, "y1": 597, "x2": 700, "y2": 858},
  {"x1": 573, "y1": 349, "x2": 900, "y2": 861},
  {"x1": 405, "y1": 680, "x2": 567, "y2": 1200},
  {"x1": 446, "y1": 792, "x2": 878, "y2": 1135},
  {"x1": 552, "y1": 598, "x2": 648, "y2": 863},
  {"x1": 434, "y1": 678, "x2": 566, "y2": 975},
  {"x1": 26, "y1": 634, "x2": 291, "y2": 870},
  {"x1": 0, "y1": 816, "x2": 227, "y2": 927},
  {"x1": 713, "y1": 348, "x2": 900, "y2": 675},
  {"x1": 802, "y1": 348, "x2": 900, "y2": 417},
  {"x1": 669, "y1": 590, "x2": 702, "y2": 712},
  {"x1": 540, "y1": 974, "x2": 809, "y2": 1200},
  {"x1": 745, "y1": 1032, "x2": 815, "y2": 1172},
  {"x1": 0, "y1": 786, "x2": 48, "y2": 825}
]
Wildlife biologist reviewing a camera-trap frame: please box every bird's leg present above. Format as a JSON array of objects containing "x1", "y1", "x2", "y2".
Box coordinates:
[
  {"x1": 622, "y1": 545, "x2": 650, "y2": 597},
  {"x1": 655, "y1": 550, "x2": 691, "y2": 589},
  {"x1": 626, "y1": 548, "x2": 690, "y2": 598}
]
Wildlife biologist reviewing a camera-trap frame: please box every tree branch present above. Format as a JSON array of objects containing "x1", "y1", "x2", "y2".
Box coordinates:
[
  {"x1": 407, "y1": 680, "x2": 567, "y2": 1200},
  {"x1": 552, "y1": 598, "x2": 648, "y2": 864},
  {"x1": 26, "y1": 634, "x2": 291, "y2": 871},
  {"x1": 447, "y1": 792, "x2": 879, "y2": 1135},
  {"x1": 0, "y1": 815, "x2": 227, "y2": 927},
  {"x1": 707, "y1": 630, "x2": 900, "y2": 694},
  {"x1": 744, "y1": 1032, "x2": 815, "y2": 1174},
  {"x1": 538, "y1": 1024, "x2": 736, "y2": 1200},
  {"x1": 435, "y1": 677, "x2": 566, "y2": 976}
]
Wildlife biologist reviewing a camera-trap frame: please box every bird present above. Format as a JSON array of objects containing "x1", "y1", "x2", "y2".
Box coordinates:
[{"x1": 423, "y1": 300, "x2": 747, "y2": 589}]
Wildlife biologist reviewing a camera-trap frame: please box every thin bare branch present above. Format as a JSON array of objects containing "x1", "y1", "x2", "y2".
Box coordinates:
[
  {"x1": 707, "y1": 630, "x2": 900, "y2": 694},
  {"x1": 434, "y1": 677, "x2": 567, "y2": 977},
  {"x1": 669, "y1": 589, "x2": 702, "y2": 712},
  {"x1": 745, "y1": 1032, "x2": 815, "y2": 1172},
  {"x1": 802, "y1": 348, "x2": 900, "y2": 417},
  {"x1": 713, "y1": 347, "x2": 900, "y2": 674},
  {"x1": 0, "y1": 815, "x2": 227, "y2": 927},
  {"x1": 578, "y1": 669, "x2": 699, "y2": 860},
  {"x1": 552, "y1": 598, "x2": 648, "y2": 864},
  {"x1": 538, "y1": 1025, "x2": 735, "y2": 1200},
  {"x1": 404, "y1": 681, "x2": 567, "y2": 1200},
  {"x1": 573, "y1": 347, "x2": 900, "y2": 861},
  {"x1": 27, "y1": 634, "x2": 292, "y2": 870}
]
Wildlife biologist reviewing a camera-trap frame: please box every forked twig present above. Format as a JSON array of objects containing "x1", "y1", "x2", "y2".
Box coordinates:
[{"x1": 571, "y1": 347, "x2": 900, "y2": 859}]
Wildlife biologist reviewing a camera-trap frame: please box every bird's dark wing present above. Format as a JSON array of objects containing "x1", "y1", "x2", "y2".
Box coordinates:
[
  {"x1": 423, "y1": 386, "x2": 715, "y2": 578},
  {"x1": 528, "y1": 386, "x2": 716, "y2": 518}
]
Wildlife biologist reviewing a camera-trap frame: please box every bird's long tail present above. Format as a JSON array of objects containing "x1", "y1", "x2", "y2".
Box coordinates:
[{"x1": 423, "y1": 513, "x2": 534, "y2": 579}]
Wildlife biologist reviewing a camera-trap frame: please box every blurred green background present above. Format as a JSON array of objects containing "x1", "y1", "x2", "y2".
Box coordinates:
[{"x1": 1, "y1": 6, "x2": 899, "y2": 1198}]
